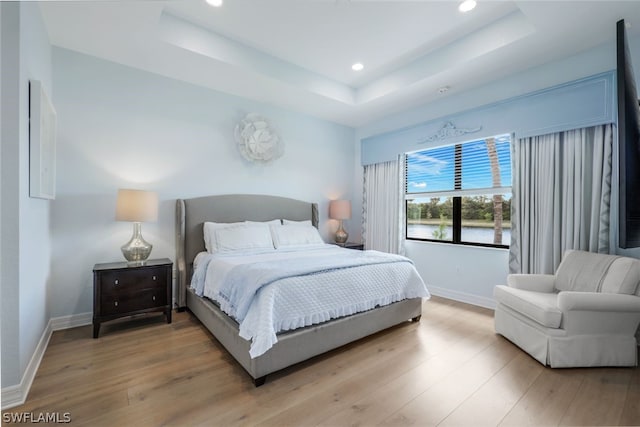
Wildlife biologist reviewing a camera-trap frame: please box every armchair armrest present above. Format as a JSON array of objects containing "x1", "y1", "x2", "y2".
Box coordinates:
[
  {"x1": 507, "y1": 274, "x2": 556, "y2": 293},
  {"x1": 558, "y1": 292, "x2": 640, "y2": 335},
  {"x1": 557, "y1": 292, "x2": 640, "y2": 312}
]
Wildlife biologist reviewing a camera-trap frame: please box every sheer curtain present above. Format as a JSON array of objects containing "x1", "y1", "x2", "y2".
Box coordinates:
[
  {"x1": 509, "y1": 124, "x2": 613, "y2": 274},
  {"x1": 362, "y1": 156, "x2": 404, "y2": 254}
]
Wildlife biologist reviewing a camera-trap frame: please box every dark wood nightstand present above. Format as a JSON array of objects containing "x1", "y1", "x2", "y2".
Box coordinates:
[
  {"x1": 93, "y1": 258, "x2": 172, "y2": 338},
  {"x1": 342, "y1": 242, "x2": 364, "y2": 250}
]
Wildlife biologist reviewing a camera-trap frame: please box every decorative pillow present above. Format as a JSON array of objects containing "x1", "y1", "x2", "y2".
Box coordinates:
[
  {"x1": 211, "y1": 223, "x2": 274, "y2": 254},
  {"x1": 282, "y1": 219, "x2": 312, "y2": 226},
  {"x1": 270, "y1": 224, "x2": 324, "y2": 249}
]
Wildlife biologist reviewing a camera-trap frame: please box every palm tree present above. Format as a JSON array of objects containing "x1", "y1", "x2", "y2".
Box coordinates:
[
  {"x1": 485, "y1": 137, "x2": 503, "y2": 245},
  {"x1": 432, "y1": 214, "x2": 448, "y2": 240}
]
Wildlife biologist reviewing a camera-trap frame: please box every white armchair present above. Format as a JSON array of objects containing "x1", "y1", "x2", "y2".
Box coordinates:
[{"x1": 494, "y1": 250, "x2": 640, "y2": 367}]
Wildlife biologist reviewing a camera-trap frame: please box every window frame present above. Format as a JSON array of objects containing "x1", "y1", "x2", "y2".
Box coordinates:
[{"x1": 404, "y1": 136, "x2": 512, "y2": 249}]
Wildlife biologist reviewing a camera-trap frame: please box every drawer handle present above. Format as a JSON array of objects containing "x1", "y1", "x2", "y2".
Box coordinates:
[
  {"x1": 152, "y1": 296, "x2": 156, "y2": 301},
  {"x1": 152, "y1": 276, "x2": 157, "y2": 281},
  {"x1": 114, "y1": 279, "x2": 119, "y2": 285},
  {"x1": 114, "y1": 301, "x2": 119, "y2": 307}
]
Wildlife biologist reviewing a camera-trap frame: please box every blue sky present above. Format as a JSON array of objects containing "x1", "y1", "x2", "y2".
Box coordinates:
[{"x1": 406, "y1": 134, "x2": 512, "y2": 194}]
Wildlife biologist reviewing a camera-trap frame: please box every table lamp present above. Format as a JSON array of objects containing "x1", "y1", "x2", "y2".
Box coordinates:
[
  {"x1": 116, "y1": 189, "x2": 158, "y2": 264},
  {"x1": 329, "y1": 199, "x2": 351, "y2": 244}
]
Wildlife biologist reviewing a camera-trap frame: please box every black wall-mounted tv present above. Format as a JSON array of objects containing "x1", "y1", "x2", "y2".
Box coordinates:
[{"x1": 618, "y1": 19, "x2": 640, "y2": 249}]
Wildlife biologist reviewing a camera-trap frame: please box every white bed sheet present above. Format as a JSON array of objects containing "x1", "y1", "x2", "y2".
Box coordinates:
[{"x1": 191, "y1": 245, "x2": 430, "y2": 358}]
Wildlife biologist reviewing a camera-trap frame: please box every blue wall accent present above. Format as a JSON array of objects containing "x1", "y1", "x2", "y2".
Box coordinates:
[{"x1": 361, "y1": 71, "x2": 615, "y2": 165}]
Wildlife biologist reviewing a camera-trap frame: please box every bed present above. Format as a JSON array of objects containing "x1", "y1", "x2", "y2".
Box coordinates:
[{"x1": 175, "y1": 194, "x2": 427, "y2": 386}]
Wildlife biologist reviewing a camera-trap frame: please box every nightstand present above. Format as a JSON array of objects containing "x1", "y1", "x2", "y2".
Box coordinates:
[
  {"x1": 93, "y1": 258, "x2": 172, "y2": 338},
  {"x1": 342, "y1": 242, "x2": 364, "y2": 250}
]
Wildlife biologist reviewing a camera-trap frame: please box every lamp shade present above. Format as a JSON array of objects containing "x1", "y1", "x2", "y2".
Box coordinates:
[
  {"x1": 329, "y1": 200, "x2": 351, "y2": 220},
  {"x1": 116, "y1": 189, "x2": 158, "y2": 222}
]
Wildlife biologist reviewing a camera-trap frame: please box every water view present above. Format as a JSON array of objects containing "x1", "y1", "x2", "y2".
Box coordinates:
[{"x1": 407, "y1": 224, "x2": 511, "y2": 246}]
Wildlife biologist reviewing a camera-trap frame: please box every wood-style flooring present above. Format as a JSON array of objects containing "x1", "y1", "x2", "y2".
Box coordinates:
[{"x1": 4, "y1": 296, "x2": 640, "y2": 426}]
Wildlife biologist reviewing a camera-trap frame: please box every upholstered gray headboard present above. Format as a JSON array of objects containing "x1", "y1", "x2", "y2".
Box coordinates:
[{"x1": 175, "y1": 194, "x2": 319, "y2": 308}]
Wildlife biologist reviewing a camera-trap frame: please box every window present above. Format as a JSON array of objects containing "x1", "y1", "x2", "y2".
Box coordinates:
[{"x1": 405, "y1": 134, "x2": 512, "y2": 248}]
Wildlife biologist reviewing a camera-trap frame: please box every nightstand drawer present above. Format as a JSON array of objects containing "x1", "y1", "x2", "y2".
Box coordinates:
[
  {"x1": 100, "y1": 267, "x2": 166, "y2": 295},
  {"x1": 100, "y1": 289, "x2": 167, "y2": 316}
]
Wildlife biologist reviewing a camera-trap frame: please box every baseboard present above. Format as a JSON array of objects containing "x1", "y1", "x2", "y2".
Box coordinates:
[
  {"x1": 428, "y1": 286, "x2": 496, "y2": 310},
  {"x1": 1, "y1": 385, "x2": 23, "y2": 410},
  {"x1": 1, "y1": 312, "x2": 92, "y2": 410},
  {"x1": 50, "y1": 312, "x2": 92, "y2": 331},
  {"x1": 1, "y1": 320, "x2": 52, "y2": 410}
]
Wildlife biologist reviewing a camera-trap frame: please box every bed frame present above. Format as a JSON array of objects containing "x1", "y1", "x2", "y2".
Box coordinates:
[{"x1": 175, "y1": 194, "x2": 422, "y2": 386}]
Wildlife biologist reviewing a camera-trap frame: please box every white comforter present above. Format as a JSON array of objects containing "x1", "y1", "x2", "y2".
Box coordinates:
[{"x1": 191, "y1": 245, "x2": 430, "y2": 358}]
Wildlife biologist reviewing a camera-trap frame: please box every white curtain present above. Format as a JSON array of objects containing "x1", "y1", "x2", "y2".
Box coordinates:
[
  {"x1": 509, "y1": 124, "x2": 613, "y2": 274},
  {"x1": 362, "y1": 156, "x2": 404, "y2": 254}
]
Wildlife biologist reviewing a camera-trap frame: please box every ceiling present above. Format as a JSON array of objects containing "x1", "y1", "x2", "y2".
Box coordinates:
[{"x1": 39, "y1": 0, "x2": 640, "y2": 128}]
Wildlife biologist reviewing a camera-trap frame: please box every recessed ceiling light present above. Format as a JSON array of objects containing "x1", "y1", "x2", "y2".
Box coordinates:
[
  {"x1": 205, "y1": 0, "x2": 223, "y2": 7},
  {"x1": 352, "y1": 63, "x2": 364, "y2": 71},
  {"x1": 458, "y1": 0, "x2": 476, "y2": 13}
]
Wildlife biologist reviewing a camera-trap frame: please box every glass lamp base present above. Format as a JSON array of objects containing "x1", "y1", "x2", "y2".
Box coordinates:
[
  {"x1": 121, "y1": 222, "x2": 152, "y2": 263},
  {"x1": 335, "y1": 221, "x2": 348, "y2": 244}
]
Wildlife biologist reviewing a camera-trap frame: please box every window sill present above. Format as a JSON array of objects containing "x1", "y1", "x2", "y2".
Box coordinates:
[{"x1": 405, "y1": 238, "x2": 509, "y2": 251}]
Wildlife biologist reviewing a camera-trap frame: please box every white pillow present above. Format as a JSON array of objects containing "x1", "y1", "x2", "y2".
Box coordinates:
[
  {"x1": 282, "y1": 219, "x2": 312, "y2": 226},
  {"x1": 248, "y1": 219, "x2": 282, "y2": 226},
  {"x1": 270, "y1": 224, "x2": 324, "y2": 249},
  {"x1": 203, "y1": 220, "x2": 281, "y2": 252},
  {"x1": 203, "y1": 221, "x2": 244, "y2": 253},
  {"x1": 211, "y1": 223, "x2": 274, "y2": 254}
]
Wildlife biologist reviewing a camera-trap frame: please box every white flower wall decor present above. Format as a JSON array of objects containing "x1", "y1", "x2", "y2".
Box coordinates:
[{"x1": 234, "y1": 113, "x2": 284, "y2": 163}]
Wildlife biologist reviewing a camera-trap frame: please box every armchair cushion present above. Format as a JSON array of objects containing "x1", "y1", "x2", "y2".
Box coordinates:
[
  {"x1": 601, "y1": 257, "x2": 640, "y2": 295},
  {"x1": 554, "y1": 250, "x2": 619, "y2": 292},
  {"x1": 494, "y1": 285, "x2": 562, "y2": 328}
]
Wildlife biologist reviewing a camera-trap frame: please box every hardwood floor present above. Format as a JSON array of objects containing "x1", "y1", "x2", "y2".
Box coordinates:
[{"x1": 4, "y1": 296, "x2": 640, "y2": 426}]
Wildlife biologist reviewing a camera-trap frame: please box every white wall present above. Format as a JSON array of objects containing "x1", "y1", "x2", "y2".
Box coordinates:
[
  {"x1": 405, "y1": 242, "x2": 509, "y2": 308},
  {"x1": 18, "y1": 1, "x2": 52, "y2": 379},
  {"x1": 0, "y1": 2, "x2": 21, "y2": 388},
  {"x1": 50, "y1": 48, "x2": 356, "y2": 318},
  {"x1": 0, "y1": 2, "x2": 52, "y2": 388}
]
